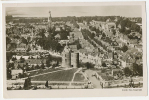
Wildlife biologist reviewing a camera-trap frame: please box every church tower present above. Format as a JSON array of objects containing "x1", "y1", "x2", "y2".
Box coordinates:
[{"x1": 47, "y1": 11, "x2": 52, "y2": 31}]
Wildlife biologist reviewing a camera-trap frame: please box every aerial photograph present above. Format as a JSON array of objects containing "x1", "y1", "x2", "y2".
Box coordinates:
[{"x1": 5, "y1": 6, "x2": 143, "y2": 90}]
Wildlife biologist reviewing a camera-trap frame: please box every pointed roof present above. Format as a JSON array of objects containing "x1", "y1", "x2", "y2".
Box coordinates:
[{"x1": 63, "y1": 43, "x2": 71, "y2": 53}]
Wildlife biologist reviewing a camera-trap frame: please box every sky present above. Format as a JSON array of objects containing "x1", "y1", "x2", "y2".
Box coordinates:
[{"x1": 6, "y1": 6, "x2": 142, "y2": 17}]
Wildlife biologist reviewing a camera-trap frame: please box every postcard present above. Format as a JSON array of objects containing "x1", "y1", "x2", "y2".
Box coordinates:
[{"x1": 2, "y1": 1, "x2": 147, "y2": 98}]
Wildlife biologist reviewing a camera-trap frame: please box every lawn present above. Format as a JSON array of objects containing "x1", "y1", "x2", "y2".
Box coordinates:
[
  {"x1": 73, "y1": 73, "x2": 85, "y2": 82},
  {"x1": 28, "y1": 68, "x2": 62, "y2": 76},
  {"x1": 31, "y1": 68, "x2": 78, "y2": 81},
  {"x1": 97, "y1": 72, "x2": 114, "y2": 81}
]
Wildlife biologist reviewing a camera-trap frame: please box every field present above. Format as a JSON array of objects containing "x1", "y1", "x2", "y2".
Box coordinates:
[
  {"x1": 73, "y1": 73, "x2": 85, "y2": 82},
  {"x1": 31, "y1": 68, "x2": 78, "y2": 81}
]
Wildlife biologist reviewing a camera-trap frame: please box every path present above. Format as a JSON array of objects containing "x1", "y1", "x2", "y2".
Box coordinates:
[
  {"x1": 85, "y1": 69, "x2": 102, "y2": 88},
  {"x1": 69, "y1": 68, "x2": 81, "y2": 86}
]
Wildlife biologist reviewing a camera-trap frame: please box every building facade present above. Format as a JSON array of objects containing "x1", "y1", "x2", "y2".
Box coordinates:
[{"x1": 62, "y1": 45, "x2": 79, "y2": 68}]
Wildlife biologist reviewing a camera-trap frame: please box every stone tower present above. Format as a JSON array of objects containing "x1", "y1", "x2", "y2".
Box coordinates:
[
  {"x1": 71, "y1": 52, "x2": 79, "y2": 68},
  {"x1": 62, "y1": 43, "x2": 80, "y2": 68},
  {"x1": 62, "y1": 43, "x2": 71, "y2": 68}
]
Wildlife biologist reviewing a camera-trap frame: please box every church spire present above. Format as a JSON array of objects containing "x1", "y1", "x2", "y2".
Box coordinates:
[
  {"x1": 47, "y1": 11, "x2": 52, "y2": 32},
  {"x1": 48, "y1": 11, "x2": 51, "y2": 22}
]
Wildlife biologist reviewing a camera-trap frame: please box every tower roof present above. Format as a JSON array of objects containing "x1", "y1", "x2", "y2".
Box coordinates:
[{"x1": 63, "y1": 43, "x2": 71, "y2": 53}]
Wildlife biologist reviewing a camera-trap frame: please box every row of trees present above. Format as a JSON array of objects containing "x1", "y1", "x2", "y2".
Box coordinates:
[
  {"x1": 46, "y1": 54, "x2": 62, "y2": 67},
  {"x1": 82, "y1": 28, "x2": 129, "y2": 53},
  {"x1": 123, "y1": 63, "x2": 143, "y2": 76},
  {"x1": 80, "y1": 62, "x2": 95, "y2": 69},
  {"x1": 117, "y1": 18, "x2": 142, "y2": 35}
]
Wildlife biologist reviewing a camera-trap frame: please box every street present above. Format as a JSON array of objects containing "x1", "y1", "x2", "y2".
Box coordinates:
[{"x1": 85, "y1": 69, "x2": 102, "y2": 89}]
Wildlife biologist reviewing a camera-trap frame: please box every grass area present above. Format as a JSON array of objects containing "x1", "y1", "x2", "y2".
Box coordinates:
[
  {"x1": 100, "y1": 75, "x2": 114, "y2": 81},
  {"x1": 28, "y1": 68, "x2": 62, "y2": 76},
  {"x1": 97, "y1": 72, "x2": 114, "y2": 81},
  {"x1": 31, "y1": 68, "x2": 77, "y2": 81},
  {"x1": 73, "y1": 73, "x2": 85, "y2": 82}
]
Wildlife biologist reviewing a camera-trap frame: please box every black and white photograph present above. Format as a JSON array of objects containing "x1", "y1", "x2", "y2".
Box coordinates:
[{"x1": 2, "y1": 1, "x2": 147, "y2": 98}]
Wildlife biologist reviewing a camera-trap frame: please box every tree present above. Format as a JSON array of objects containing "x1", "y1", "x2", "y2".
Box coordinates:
[
  {"x1": 23, "y1": 77, "x2": 31, "y2": 90},
  {"x1": 17, "y1": 64, "x2": 21, "y2": 69},
  {"x1": 56, "y1": 61, "x2": 59, "y2": 66},
  {"x1": 95, "y1": 28, "x2": 99, "y2": 33},
  {"x1": 124, "y1": 30, "x2": 131, "y2": 35},
  {"x1": 90, "y1": 26, "x2": 96, "y2": 31},
  {"x1": 101, "y1": 68, "x2": 106, "y2": 73},
  {"x1": 18, "y1": 73, "x2": 22, "y2": 78},
  {"x1": 27, "y1": 37, "x2": 31, "y2": 43},
  {"x1": 134, "y1": 25, "x2": 140, "y2": 32},
  {"x1": 46, "y1": 55, "x2": 52, "y2": 67},
  {"x1": 131, "y1": 23, "x2": 141, "y2": 32},
  {"x1": 60, "y1": 31, "x2": 69, "y2": 40},
  {"x1": 119, "y1": 20, "x2": 127, "y2": 33},
  {"x1": 31, "y1": 65, "x2": 35, "y2": 70},
  {"x1": 36, "y1": 64, "x2": 40, "y2": 69},
  {"x1": 45, "y1": 81, "x2": 49, "y2": 88},
  {"x1": 26, "y1": 46, "x2": 31, "y2": 52},
  {"x1": 124, "y1": 67, "x2": 132, "y2": 76},
  {"x1": 102, "y1": 62, "x2": 106, "y2": 67},
  {"x1": 12, "y1": 57, "x2": 17, "y2": 61},
  {"x1": 131, "y1": 63, "x2": 143, "y2": 76},
  {"x1": 138, "y1": 64, "x2": 143, "y2": 76},
  {"x1": 128, "y1": 35, "x2": 134, "y2": 39},
  {"x1": 21, "y1": 37, "x2": 28, "y2": 45},
  {"x1": 26, "y1": 63, "x2": 30, "y2": 71},
  {"x1": 39, "y1": 29, "x2": 46, "y2": 38},
  {"x1": 6, "y1": 37, "x2": 11, "y2": 45},
  {"x1": 85, "y1": 62, "x2": 94, "y2": 69},
  {"x1": 121, "y1": 45, "x2": 128, "y2": 52},
  {"x1": 7, "y1": 68, "x2": 12, "y2": 79},
  {"x1": 112, "y1": 29, "x2": 116, "y2": 35},
  {"x1": 41, "y1": 63, "x2": 45, "y2": 69},
  {"x1": 102, "y1": 32, "x2": 106, "y2": 39},
  {"x1": 56, "y1": 43, "x2": 63, "y2": 52},
  {"x1": 20, "y1": 57, "x2": 25, "y2": 63},
  {"x1": 91, "y1": 33, "x2": 95, "y2": 39}
]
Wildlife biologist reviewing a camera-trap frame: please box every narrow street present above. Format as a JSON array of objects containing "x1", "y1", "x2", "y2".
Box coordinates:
[{"x1": 85, "y1": 69, "x2": 102, "y2": 89}]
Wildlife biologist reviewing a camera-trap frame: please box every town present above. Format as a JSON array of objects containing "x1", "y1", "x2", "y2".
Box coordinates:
[{"x1": 6, "y1": 11, "x2": 143, "y2": 90}]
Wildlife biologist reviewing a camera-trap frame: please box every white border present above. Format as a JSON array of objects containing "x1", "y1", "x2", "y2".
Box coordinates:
[{"x1": 0, "y1": 0, "x2": 148, "y2": 99}]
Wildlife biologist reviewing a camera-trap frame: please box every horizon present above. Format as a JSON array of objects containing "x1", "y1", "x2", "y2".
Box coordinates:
[
  {"x1": 6, "y1": 15, "x2": 142, "y2": 18},
  {"x1": 6, "y1": 6, "x2": 142, "y2": 18}
]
